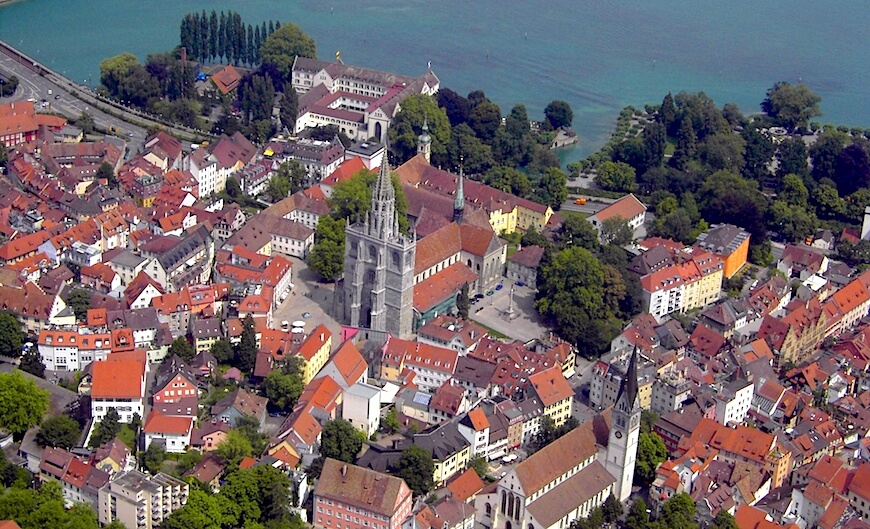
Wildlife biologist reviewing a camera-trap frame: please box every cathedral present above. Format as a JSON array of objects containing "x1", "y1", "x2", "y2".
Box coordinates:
[
  {"x1": 476, "y1": 349, "x2": 642, "y2": 529},
  {"x1": 334, "y1": 152, "x2": 417, "y2": 338},
  {"x1": 335, "y1": 127, "x2": 506, "y2": 338}
]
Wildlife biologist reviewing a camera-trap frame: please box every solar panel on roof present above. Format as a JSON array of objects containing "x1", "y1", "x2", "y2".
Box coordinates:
[{"x1": 413, "y1": 392, "x2": 432, "y2": 405}]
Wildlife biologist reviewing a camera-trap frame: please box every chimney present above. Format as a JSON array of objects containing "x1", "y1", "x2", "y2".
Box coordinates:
[{"x1": 341, "y1": 464, "x2": 347, "y2": 477}]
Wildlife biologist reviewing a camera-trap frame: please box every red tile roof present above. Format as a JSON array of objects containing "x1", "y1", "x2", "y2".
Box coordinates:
[
  {"x1": 144, "y1": 410, "x2": 194, "y2": 435},
  {"x1": 297, "y1": 324, "x2": 331, "y2": 361},
  {"x1": 211, "y1": 65, "x2": 242, "y2": 94},
  {"x1": 446, "y1": 467, "x2": 485, "y2": 502},
  {"x1": 413, "y1": 262, "x2": 477, "y2": 312},
  {"x1": 591, "y1": 194, "x2": 646, "y2": 223},
  {"x1": 320, "y1": 157, "x2": 368, "y2": 188},
  {"x1": 529, "y1": 367, "x2": 573, "y2": 407},
  {"x1": 90, "y1": 359, "x2": 145, "y2": 399},
  {"x1": 466, "y1": 407, "x2": 490, "y2": 431},
  {"x1": 325, "y1": 340, "x2": 368, "y2": 387}
]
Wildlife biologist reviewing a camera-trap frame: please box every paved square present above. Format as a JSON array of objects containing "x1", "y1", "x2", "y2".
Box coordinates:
[{"x1": 469, "y1": 283, "x2": 548, "y2": 342}]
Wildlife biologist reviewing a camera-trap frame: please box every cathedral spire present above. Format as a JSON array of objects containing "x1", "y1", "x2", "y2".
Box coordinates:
[
  {"x1": 369, "y1": 150, "x2": 396, "y2": 240},
  {"x1": 453, "y1": 160, "x2": 465, "y2": 223},
  {"x1": 616, "y1": 346, "x2": 640, "y2": 411}
]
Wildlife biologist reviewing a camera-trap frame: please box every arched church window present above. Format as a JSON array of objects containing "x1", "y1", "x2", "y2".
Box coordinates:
[{"x1": 393, "y1": 251, "x2": 401, "y2": 269}]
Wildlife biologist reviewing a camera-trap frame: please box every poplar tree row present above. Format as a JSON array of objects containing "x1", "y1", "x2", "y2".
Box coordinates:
[{"x1": 179, "y1": 10, "x2": 280, "y2": 67}]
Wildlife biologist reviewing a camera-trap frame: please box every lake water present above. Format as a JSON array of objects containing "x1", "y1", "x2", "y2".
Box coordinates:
[{"x1": 1, "y1": 0, "x2": 869, "y2": 161}]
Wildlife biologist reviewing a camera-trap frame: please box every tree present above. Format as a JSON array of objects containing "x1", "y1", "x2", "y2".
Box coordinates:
[
  {"x1": 0, "y1": 75, "x2": 18, "y2": 97},
  {"x1": 0, "y1": 311, "x2": 23, "y2": 358},
  {"x1": 776, "y1": 136, "x2": 809, "y2": 179},
  {"x1": 810, "y1": 130, "x2": 848, "y2": 182},
  {"x1": 780, "y1": 173, "x2": 809, "y2": 207},
  {"x1": 177, "y1": 448, "x2": 203, "y2": 476},
  {"x1": 699, "y1": 132, "x2": 745, "y2": 173},
  {"x1": 660, "y1": 493, "x2": 697, "y2": 529},
  {"x1": 634, "y1": 432, "x2": 667, "y2": 485},
  {"x1": 741, "y1": 126, "x2": 775, "y2": 182},
  {"x1": 457, "y1": 283, "x2": 470, "y2": 319},
  {"x1": 37, "y1": 415, "x2": 81, "y2": 449},
  {"x1": 467, "y1": 100, "x2": 502, "y2": 143},
  {"x1": 307, "y1": 238, "x2": 345, "y2": 282},
  {"x1": 75, "y1": 112, "x2": 96, "y2": 135},
  {"x1": 95, "y1": 161, "x2": 116, "y2": 188},
  {"x1": 307, "y1": 215, "x2": 346, "y2": 282},
  {"x1": 216, "y1": 429, "x2": 254, "y2": 466},
  {"x1": 601, "y1": 494, "x2": 622, "y2": 523},
  {"x1": 168, "y1": 336, "x2": 194, "y2": 363},
  {"x1": 468, "y1": 455, "x2": 488, "y2": 477},
  {"x1": 210, "y1": 338, "x2": 234, "y2": 364},
  {"x1": 534, "y1": 167, "x2": 568, "y2": 209},
  {"x1": 767, "y1": 201, "x2": 818, "y2": 243},
  {"x1": 594, "y1": 161, "x2": 636, "y2": 192},
  {"x1": 711, "y1": 510, "x2": 738, "y2": 529},
  {"x1": 544, "y1": 100, "x2": 573, "y2": 130},
  {"x1": 163, "y1": 489, "x2": 232, "y2": 529},
  {"x1": 393, "y1": 445, "x2": 435, "y2": 497},
  {"x1": 484, "y1": 166, "x2": 532, "y2": 197},
  {"x1": 640, "y1": 409, "x2": 659, "y2": 434},
  {"x1": 625, "y1": 499, "x2": 650, "y2": 529},
  {"x1": 437, "y1": 88, "x2": 470, "y2": 126},
  {"x1": 66, "y1": 288, "x2": 92, "y2": 322},
  {"x1": 761, "y1": 82, "x2": 822, "y2": 132},
  {"x1": 835, "y1": 143, "x2": 870, "y2": 196},
  {"x1": 600, "y1": 217, "x2": 634, "y2": 246},
  {"x1": 259, "y1": 23, "x2": 316, "y2": 83},
  {"x1": 89, "y1": 408, "x2": 121, "y2": 448},
  {"x1": 142, "y1": 442, "x2": 166, "y2": 474},
  {"x1": 99, "y1": 52, "x2": 140, "y2": 96},
  {"x1": 0, "y1": 371, "x2": 48, "y2": 436},
  {"x1": 279, "y1": 88, "x2": 299, "y2": 129},
  {"x1": 536, "y1": 247, "x2": 616, "y2": 351},
  {"x1": 382, "y1": 407, "x2": 401, "y2": 434},
  {"x1": 320, "y1": 419, "x2": 365, "y2": 463},
  {"x1": 236, "y1": 314, "x2": 258, "y2": 372},
  {"x1": 263, "y1": 357, "x2": 305, "y2": 412},
  {"x1": 389, "y1": 94, "x2": 452, "y2": 165},
  {"x1": 19, "y1": 349, "x2": 45, "y2": 378},
  {"x1": 555, "y1": 215, "x2": 599, "y2": 251},
  {"x1": 448, "y1": 123, "x2": 494, "y2": 174}
]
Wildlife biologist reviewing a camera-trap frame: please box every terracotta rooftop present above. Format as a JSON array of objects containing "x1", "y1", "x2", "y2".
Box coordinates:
[
  {"x1": 315, "y1": 458, "x2": 411, "y2": 517},
  {"x1": 90, "y1": 359, "x2": 145, "y2": 399},
  {"x1": 590, "y1": 193, "x2": 646, "y2": 223},
  {"x1": 528, "y1": 367, "x2": 573, "y2": 407}
]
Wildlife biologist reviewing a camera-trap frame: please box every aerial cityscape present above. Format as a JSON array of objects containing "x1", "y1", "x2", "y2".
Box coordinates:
[{"x1": 1, "y1": 3, "x2": 870, "y2": 529}]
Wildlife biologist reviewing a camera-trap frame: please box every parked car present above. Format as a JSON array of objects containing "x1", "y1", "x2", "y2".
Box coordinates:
[
  {"x1": 515, "y1": 280, "x2": 525, "y2": 287},
  {"x1": 495, "y1": 283, "x2": 504, "y2": 291}
]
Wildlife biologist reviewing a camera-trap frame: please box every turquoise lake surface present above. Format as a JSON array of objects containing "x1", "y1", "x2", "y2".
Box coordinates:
[{"x1": 1, "y1": 0, "x2": 868, "y2": 160}]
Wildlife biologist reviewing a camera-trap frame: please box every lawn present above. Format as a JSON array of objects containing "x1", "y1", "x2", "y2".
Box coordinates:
[
  {"x1": 471, "y1": 319, "x2": 509, "y2": 340},
  {"x1": 560, "y1": 209, "x2": 589, "y2": 221}
]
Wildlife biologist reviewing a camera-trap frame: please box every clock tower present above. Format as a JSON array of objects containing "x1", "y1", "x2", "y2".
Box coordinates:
[{"x1": 605, "y1": 347, "x2": 642, "y2": 502}]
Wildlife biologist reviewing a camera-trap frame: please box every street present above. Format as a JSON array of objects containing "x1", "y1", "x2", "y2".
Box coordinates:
[{"x1": 0, "y1": 50, "x2": 148, "y2": 152}]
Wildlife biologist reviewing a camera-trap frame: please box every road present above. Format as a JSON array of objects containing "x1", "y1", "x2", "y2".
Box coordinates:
[
  {"x1": 0, "y1": 39, "x2": 212, "y2": 147},
  {"x1": 0, "y1": 50, "x2": 148, "y2": 153},
  {"x1": 560, "y1": 200, "x2": 607, "y2": 216}
]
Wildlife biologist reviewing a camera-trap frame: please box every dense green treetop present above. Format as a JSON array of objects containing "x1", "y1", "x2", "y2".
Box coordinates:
[
  {"x1": 259, "y1": 23, "x2": 317, "y2": 83},
  {"x1": 0, "y1": 371, "x2": 49, "y2": 436}
]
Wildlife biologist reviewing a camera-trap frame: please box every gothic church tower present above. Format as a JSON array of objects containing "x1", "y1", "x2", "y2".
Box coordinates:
[
  {"x1": 337, "y1": 152, "x2": 416, "y2": 337},
  {"x1": 605, "y1": 347, "x2": 642, "y2": 502}
]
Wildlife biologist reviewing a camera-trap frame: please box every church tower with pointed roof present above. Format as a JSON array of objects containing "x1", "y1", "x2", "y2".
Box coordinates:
[
  {"x1": 417, "y1": 118, "x2": 432, "y2": 164},
  {"x1": 453, "y1": 164, "x2": 465, "y2": 223},
  {"x1": 605, "y1": 347, "x2": 642, "y2": 502},
  {"x1": 337, "y1": 152, "x2": 416, "y2": 337}
]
